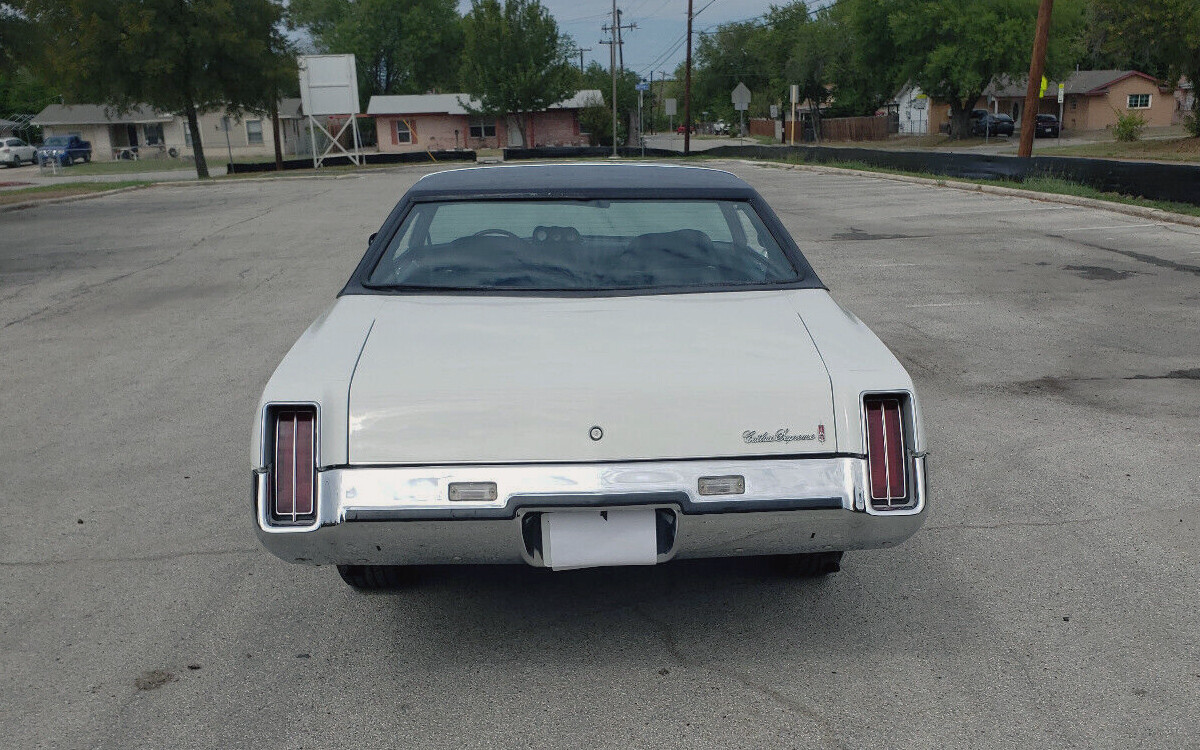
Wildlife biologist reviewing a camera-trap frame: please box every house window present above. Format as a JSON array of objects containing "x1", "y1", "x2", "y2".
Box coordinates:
[
  {"x1": 144, "y1": 123, "x2": 164, "y2": 145},
  {"x1": 469, "y1": 119, "x2": 495, "y2": 138},
  {"x1": 1127, "y1": 93, "x2": 1151, "y2": 109},
  {"x1": 246, "y1": 119, "x2": 264, "y2": 144},
  {"x1": 396, "y1": 119, "x2": 413, "y2": 144}
]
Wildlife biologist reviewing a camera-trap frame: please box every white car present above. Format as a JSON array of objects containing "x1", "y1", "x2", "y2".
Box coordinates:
[
  {"x1": 253, "y1": 163, "x2": 927, "y2": 589},
  {"x1": 1, "y1": 137, "x2": 37, "y2": 167}
]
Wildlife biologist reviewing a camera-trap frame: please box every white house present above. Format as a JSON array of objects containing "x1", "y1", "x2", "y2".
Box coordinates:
[
  {"x1": 32, "y1": 100, "x2": 309, "y2": 161},
  {"x1": 892, "y1": 83, "x2": 932, "y2": 135}
]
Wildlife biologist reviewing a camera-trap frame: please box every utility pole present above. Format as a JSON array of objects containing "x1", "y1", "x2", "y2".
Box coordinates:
[
  {"x1": 1018, "y1": 0, "x2": 1054, "y2": 158},
  {"x1": 617, "y1": 9, "x2": 624, "y2": 71},
  {"x1": 648, "y1": 71, "x2": 655, "y2": 133},
  {"x1": 600, "y1": 6, "x2": 637, "y2": 157},
  {"x1": 577, "y1": 47, "x2": 591, "y2": 73},
  {"x1": 609, "y1": 0, "x2": 618, "y2": 156},
  {"x1": 684, "y1": 0, "x2": 693, "y2": 155}
]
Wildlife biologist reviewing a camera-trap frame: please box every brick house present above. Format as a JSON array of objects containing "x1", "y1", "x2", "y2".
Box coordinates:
[
  {"x1": 982, "y1": 70, "x2": 1177, "y2": 132},
  {"x1": 367, "y1": 91, "x2": 601, "y2": 152}
]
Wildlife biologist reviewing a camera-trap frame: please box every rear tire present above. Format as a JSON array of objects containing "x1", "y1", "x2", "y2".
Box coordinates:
[
  {"x1": 769, "y1": 551, "x2": 843, "y2": 577},
  {"x1": 336, "y1": 564, "x2": 415, "y2": 590}
]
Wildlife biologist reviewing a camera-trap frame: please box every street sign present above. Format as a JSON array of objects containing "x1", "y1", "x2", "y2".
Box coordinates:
[
  {"x1": 769, "y1": 104, "x2": 779, "y2": 119},
  {"x1": 1057, "y1": 83, "x2": 1065, "y2": 104},
  {"x1": 664, "y1": 98, "x2": 677, "y2": 116},
  {"x1": 636, "y1": 81, "x2": 649, "y2": 92},
  {"x1": 790, "y1": 84, "x2": 799, "y2": 104},
  {"x1": 732, "y1": 82, "x2": 751, "y2": 111}
]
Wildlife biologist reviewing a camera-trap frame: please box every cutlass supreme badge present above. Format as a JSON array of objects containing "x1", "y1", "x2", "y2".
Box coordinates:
[{"x1": 742, "y1": 428, "x2": 818, "y2": 444}]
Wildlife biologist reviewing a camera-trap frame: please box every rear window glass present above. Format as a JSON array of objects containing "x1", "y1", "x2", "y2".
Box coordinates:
[{"x1": 366, "y1": 199, "x2": 800, "y2": 292}]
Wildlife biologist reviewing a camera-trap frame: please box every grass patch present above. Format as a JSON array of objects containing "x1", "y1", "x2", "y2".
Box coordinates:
[
  {"x1": 61, "y1": 159, "x2": 196, "y2": 175},
  {"x1": 741, "y1": 153, "x2": 1200, "y2": 218},
  {"x1": 0, "y1": 180, "x2": 149, "y2": 205},
  {"x1": 1031, "y1": 137, "x2": 1200, "y2": 163}
]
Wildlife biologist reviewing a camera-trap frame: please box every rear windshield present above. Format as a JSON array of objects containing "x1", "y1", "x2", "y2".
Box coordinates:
[{"x1": 365, "y1": 199, "x2": 800, "y2": 291}]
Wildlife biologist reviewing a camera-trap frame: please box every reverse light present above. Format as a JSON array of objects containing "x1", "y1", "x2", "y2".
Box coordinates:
[
  {"x1": 864, "y1": 395, "x2": 908, "y2": 508},
  {"x1": 272, "y1": 407, "x2": 316, "y2": 523}
]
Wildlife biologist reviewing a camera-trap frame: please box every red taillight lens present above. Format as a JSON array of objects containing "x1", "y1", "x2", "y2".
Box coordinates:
[
  {"x1": 864, "y1": 395, "x2": 907, "y2": 507},
  {"x1": 272, "y1": 407, "x2": 316, "y2": 523}
]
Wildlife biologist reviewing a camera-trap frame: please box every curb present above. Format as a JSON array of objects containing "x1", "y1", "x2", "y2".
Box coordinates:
[
  {"x1": 0, "y1": 183, "x2": 153, "y2": 213},
  {"x1": 743, "y1": 159, "x2": 1200, "y2": 228}
]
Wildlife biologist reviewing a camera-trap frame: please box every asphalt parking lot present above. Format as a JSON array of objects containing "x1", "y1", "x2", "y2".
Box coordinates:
[{"x1": 1, "y1": 160, "x2": 1197, "y2": 749}]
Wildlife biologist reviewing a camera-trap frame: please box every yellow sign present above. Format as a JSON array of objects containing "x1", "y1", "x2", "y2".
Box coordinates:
[{"x1": 1039, "y1": 76, "x2": 1048, "y2": 98}]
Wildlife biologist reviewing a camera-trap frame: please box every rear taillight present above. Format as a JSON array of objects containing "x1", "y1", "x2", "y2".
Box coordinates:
[
  {"x1": 271, "y1": 406, "x2": 316, "y2": 523},
  {"x1": 864, "y1": 395, "x2": 908, "y2": 508}
]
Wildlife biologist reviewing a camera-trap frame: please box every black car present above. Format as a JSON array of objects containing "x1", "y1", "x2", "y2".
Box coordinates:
[
  {"x1": 1035, "y1": 113, "x2": 1060, "y2": 138},
  {"x1": 971, "y1": 113, "x2": 1015, "y2": 137}
]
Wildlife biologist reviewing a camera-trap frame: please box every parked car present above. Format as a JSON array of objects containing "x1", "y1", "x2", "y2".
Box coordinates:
[
  {"x1": 1, "y1": 137, "x2": 37, "y2": 167},
  {"x1": 36, "y1": 135, "x2": 91, "y2": 166},
  {"x1": 971, "y1": 113, "x2": 1015, "y2": 137},
  {"x1": 1035, "y1": 113, "x2": 1060, "y2": 138},
  {"x1": 675, "y1": 124, "x2": 694, "y2": 134},
  {"x1": 252, "y1": 164, "x2": 928, "y2": 588}
]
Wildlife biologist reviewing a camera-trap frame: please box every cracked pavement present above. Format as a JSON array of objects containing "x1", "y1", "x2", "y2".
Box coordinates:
[{"x1": 1, "y1": 161, "x2": 1197, "y2": 749}]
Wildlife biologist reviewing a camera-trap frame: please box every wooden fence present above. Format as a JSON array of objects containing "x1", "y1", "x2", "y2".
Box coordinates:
[{"x1": 820, "y1": 116, "x2": 890, "y2": 141}]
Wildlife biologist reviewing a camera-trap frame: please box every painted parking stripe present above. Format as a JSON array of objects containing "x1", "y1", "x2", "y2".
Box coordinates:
[
  {"x1": 1057, "y1": 223, "x2": 1160, "y2": 232},
  {"x1": 908, "y1": 301, "x2": 983, "y2": 308}
]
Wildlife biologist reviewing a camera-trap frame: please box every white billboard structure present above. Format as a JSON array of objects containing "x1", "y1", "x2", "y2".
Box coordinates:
[{"x1": 298, "y1": 54, "x2": 363, "y2": 168}]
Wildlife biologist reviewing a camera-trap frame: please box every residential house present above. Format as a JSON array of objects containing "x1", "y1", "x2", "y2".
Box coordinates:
[
  {"x1": 32, "y1": 100, "x2": 308, "y2": 161},
  {"x1": 982, "y1": 70, "x2": 1176, "y2": 132},
  {"x1": 366, "y1": 90, "x2": 602, "y2": 152},
  {"x1": 892, "y1": 83, "x2": 933, "y2": 135}
]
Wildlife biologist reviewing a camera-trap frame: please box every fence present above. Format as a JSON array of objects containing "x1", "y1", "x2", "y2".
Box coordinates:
[
  {"x1": 748, "y1": 118, "x2": 776, "y2": 138},
  {"x1": 820, "y1": 116, "x2": 890, "y2": 141}
]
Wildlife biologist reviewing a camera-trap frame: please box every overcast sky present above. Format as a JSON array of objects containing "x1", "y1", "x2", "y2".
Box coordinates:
[{"x1": 458, "y1": 0, "x2": 788, "y2": 79}]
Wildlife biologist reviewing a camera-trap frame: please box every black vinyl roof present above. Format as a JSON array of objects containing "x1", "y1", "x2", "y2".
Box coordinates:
[{"x1": 406, "y1": 162, "x2": 754, "y2": 198}]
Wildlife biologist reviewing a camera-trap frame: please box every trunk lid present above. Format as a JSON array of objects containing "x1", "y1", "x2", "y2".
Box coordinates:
[{"x1": 348, "y1": 291, "x2": 836, "y2": 464}]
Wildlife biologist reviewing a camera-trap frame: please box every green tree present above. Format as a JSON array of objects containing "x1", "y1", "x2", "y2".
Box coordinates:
[
  {"x1": 19, "y1": 0, "x2": 290, "y2": 177},
  {"x1": 785, "y1": 11, "x2": 840, "y2": 138},
  {"x1": 289, "y1": 0, "x2": 462, "y2": 104},
  {"x1": 692, "y1": 20, "x2": 772, "y2": 122},
  {"x1": 579, "y1": 60, "x2": 638, "y2": 144},
  {"x1": 826, "y1": 0, "x2": 903, "y2": 116},
  {"x1": 889, "y1": 0, "x2": 1081, "y2": 138},
  {"x1": 1082, "y1": 0, "x2": 1200, "y2": 132},
  {"x1": 460, "y1": 0, "x2": 575, "y2": 146}
]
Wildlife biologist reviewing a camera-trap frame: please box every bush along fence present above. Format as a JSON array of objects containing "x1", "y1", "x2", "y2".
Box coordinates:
[{"x1": 226, "y1": 150, "x2": 476, "y2": 174}]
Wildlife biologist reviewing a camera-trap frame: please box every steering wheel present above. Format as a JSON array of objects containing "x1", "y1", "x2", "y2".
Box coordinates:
[{"x1": 472, "y1": 228, "x2": 520, "y2": 239}]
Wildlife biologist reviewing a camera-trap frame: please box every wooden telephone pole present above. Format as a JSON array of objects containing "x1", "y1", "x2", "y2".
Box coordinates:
[
  {"x1": 1018, "y1": 0, "x2": 1054, "y2": 158},
  {"x1": 684, "y1": 0, "x2": 693, "y2": 155}
]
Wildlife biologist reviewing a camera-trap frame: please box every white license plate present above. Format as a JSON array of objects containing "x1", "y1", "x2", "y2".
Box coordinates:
[{"x1": 541, "y1": 509, "x2": 658, "y2": 570}]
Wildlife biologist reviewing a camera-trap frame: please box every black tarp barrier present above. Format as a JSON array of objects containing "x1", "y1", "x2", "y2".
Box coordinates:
[
  {"x1": 499, "y1": 144, "x2": 1200, "y2": 206},
  {"x1": 226, "y1": 150, "x2": 476, "y2": 174}
]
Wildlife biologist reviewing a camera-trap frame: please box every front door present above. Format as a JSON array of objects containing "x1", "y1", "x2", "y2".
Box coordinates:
[{"x1": 127, "y1": 124, "x2": 139, "y2": 147}]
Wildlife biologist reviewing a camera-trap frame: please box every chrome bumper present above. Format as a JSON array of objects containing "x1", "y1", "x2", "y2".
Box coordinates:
[{"x1": 254, "y1": 456, "x2": 926, "y2": 566}]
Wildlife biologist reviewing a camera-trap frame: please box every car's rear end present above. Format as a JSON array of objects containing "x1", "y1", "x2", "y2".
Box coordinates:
[{"x1": 252, "y1": 164, "x2": 927, "y2": 584}]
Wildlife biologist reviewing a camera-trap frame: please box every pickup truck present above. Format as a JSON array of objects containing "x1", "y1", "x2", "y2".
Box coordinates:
[{"x1": 36, "y1": 135, "x2": 92, "y2": 166}]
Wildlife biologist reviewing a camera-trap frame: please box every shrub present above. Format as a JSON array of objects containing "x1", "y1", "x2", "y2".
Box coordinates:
[
  {"x1": 1113, "y1": 110, "x2": 1147, "y2": 142},
  {"x1": 1183, "y1": 110, "x2": 1200, "y2": 138}
]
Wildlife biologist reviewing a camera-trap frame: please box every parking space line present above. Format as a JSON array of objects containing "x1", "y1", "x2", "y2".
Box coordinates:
[
  {"x1": 1058, "y1": 223, "x2": 1160, "y2": 232},
  {"x1": 908, "y1": 301, "x2": 983, "y2": 308}
]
